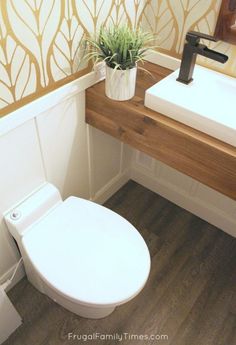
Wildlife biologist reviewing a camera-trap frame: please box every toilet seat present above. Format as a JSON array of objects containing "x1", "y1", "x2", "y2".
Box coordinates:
[{"x1": 22, "y1": 197, "x2": 150, "y2": 307}]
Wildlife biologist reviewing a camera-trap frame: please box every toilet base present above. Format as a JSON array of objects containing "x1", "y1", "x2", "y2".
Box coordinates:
[
  {"x1": 5, "y1": 183, "x2": 151, "y2": 321},
  {"x1": 26, "y1": 260, "x2": 116, "y2": 319},
  {"x1": 43, "y1": 279, "x2": 116, "y2": 319}
]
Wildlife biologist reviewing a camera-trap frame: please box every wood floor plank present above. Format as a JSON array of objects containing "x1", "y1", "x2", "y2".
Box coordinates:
[
  {"x1": 3, "y1": 180, "x2": 236, "y2": 345},
  {"x1": 213, "y1": 312, "x2": 236, "y2": 345}
]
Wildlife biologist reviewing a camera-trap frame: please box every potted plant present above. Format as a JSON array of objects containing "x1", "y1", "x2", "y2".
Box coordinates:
[{"x1": 85, "y1": 25, "x2": 154, "y2": 101}]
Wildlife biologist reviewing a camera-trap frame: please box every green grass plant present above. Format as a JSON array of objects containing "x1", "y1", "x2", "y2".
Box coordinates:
[{"x1": 85, "y1": 25, "x2": 155, "y2": 71}]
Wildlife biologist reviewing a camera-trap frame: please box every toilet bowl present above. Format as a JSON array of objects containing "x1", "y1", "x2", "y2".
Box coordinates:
[{"x1": 4, "y1": 183, "x2": 150, "y2": 319}]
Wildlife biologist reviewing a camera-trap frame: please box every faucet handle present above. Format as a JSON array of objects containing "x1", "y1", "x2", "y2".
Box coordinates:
[{"x1": 186, "y1": 31, "x2": 218, "y2": 45}]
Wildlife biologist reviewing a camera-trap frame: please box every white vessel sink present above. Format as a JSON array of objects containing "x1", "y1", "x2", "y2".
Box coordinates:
[{"x1": 145, "y1": 65, "x2": 236, "y2": 147}]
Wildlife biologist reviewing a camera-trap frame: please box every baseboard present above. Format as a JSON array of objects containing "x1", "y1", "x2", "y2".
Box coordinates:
[
  {"x1": 0, "y1": 261, "x2": 25, "y2": 292},
  {"x1": 131, "y1": 166, "x2": 236, "y2": 238},
  {"x1": 0, "y1": 62, "x2": 105, "y2": 137},
  {"x1": 92, "y1": 169, "x2": 131, "y2": 205}
]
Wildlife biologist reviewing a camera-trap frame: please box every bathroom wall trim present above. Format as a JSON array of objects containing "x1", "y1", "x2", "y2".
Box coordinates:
[
  {"x1": 87, "y1": 125, "x2": 132, "y2": 204},
  {"x1": 144, "y1": 50, "x2": 180, "y2": 71},
  {"x1": 93, "y1": 170, "x2": 131, "y2": 205},
  {"x1": 0, "y1": 52, "x2": 178, "y2": 138},
  {"x1": 0, "y1": 64, "x2": 105, "y2": 138}
]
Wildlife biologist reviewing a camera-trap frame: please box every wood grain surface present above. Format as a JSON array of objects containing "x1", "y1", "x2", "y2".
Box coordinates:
[{"x1": 86, "y1": 62, "x2": 236, "y2": 200}]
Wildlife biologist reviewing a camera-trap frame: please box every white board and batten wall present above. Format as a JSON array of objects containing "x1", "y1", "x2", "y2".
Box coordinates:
[{"x1": 0, "y1": 53, "x2": 235, "y2": 291}]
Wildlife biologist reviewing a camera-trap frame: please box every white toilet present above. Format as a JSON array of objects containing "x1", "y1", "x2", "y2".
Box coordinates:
[{"x1": 4, "y1": 183, "x2": 150, "y2": 319}]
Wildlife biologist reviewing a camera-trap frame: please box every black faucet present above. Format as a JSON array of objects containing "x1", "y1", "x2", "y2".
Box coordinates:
[{"x1": 177, "y1": 31, "x2": 228, "y2": 84}]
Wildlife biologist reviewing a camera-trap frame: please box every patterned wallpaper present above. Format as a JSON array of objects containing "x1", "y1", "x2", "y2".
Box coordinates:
[
  {"x1": 0, "y1": 0, "x2": 235, "y2": 117},
  {"x1": 143, "y1": 0, "x2": 236, "y2": 77}
]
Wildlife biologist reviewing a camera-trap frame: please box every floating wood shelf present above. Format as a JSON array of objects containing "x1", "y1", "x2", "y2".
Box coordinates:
[{"x1": 86, "y1": 62, "x2": 236, "y2": 200}]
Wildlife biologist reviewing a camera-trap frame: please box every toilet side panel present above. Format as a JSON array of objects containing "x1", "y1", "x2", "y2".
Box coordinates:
[
  {"x1": 18, "y1": 242, "x2": 46, "y2": 294},
  {"x1": 4, "y1": 183, "x2": 62, "y2": 242}
]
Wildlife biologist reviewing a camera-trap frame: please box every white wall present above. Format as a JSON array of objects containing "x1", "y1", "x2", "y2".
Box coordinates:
[
  {"x1": 0, "y1": 120, "x2": 45, "y2": 284},
  {"x1": 0, "y1": 73, "x2": 132, "y2": 289}
]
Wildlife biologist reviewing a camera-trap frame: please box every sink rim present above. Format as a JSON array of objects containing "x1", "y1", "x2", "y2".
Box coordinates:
[{"x1": 144, "y1": 65, "x2": 236, "y2": 147}]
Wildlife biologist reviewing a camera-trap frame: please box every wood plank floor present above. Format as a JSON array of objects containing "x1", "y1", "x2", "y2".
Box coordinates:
[{"x1": 4, "y1": 180, "x2": 236, "y2": 345}]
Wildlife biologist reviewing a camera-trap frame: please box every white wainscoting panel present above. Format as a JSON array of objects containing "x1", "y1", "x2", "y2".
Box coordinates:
[
  {"x1": 88, "y1": 126, "x2": 131, "y2": 200},
  {"x1": 158, "y1": 161, "x2": 196, "y2": 194},
  {"x1": 131, "y1": 150, "x2": 236, "y2": 237},
  {"x1": 193, "y1": 183, "x2": 236, "y2": 219},
  {"x1": 0, "y1": 120, "x2": 45, "y2": 278},
  {"x1": 36, "y1": 91, "x2": 90, "y2": 200}
]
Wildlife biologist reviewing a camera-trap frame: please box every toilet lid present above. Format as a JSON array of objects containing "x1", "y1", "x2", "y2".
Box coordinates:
[{"x1": 22, "y1": 197, "x2": 150, "y2": 306}]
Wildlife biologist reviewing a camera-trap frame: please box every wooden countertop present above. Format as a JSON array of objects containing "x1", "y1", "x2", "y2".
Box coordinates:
[{"x1": 86, "y1": 62, "x2": 236, "y2": 200}]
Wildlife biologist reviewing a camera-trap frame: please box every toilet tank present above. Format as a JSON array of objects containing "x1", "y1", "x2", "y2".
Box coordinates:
[{"x1": 4, "y1": 183, "x2": 62, "y2": 242}]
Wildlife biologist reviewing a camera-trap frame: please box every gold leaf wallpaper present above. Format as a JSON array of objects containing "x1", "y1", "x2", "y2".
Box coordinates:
[
  {"x1": 0, "y1": 0, "x2": 235, "y2": 117},
  {"x1": 142, "y1": 0, "x2": 236, "y2": 77}
]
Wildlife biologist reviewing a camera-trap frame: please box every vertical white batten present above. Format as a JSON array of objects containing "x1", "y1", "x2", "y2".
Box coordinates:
[{"x1": 86, "y1": 125, "x2": 94, "y2": 200}]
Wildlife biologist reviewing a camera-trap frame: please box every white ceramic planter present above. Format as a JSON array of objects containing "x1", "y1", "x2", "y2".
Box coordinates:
[{"x1": 105, "y1": 65, "x2": 137, "y2": 101}]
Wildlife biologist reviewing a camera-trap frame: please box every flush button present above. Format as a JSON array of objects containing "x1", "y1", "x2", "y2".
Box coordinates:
[{"x1": 10, "y1": 210, "x2": 21, "y2": 220}]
